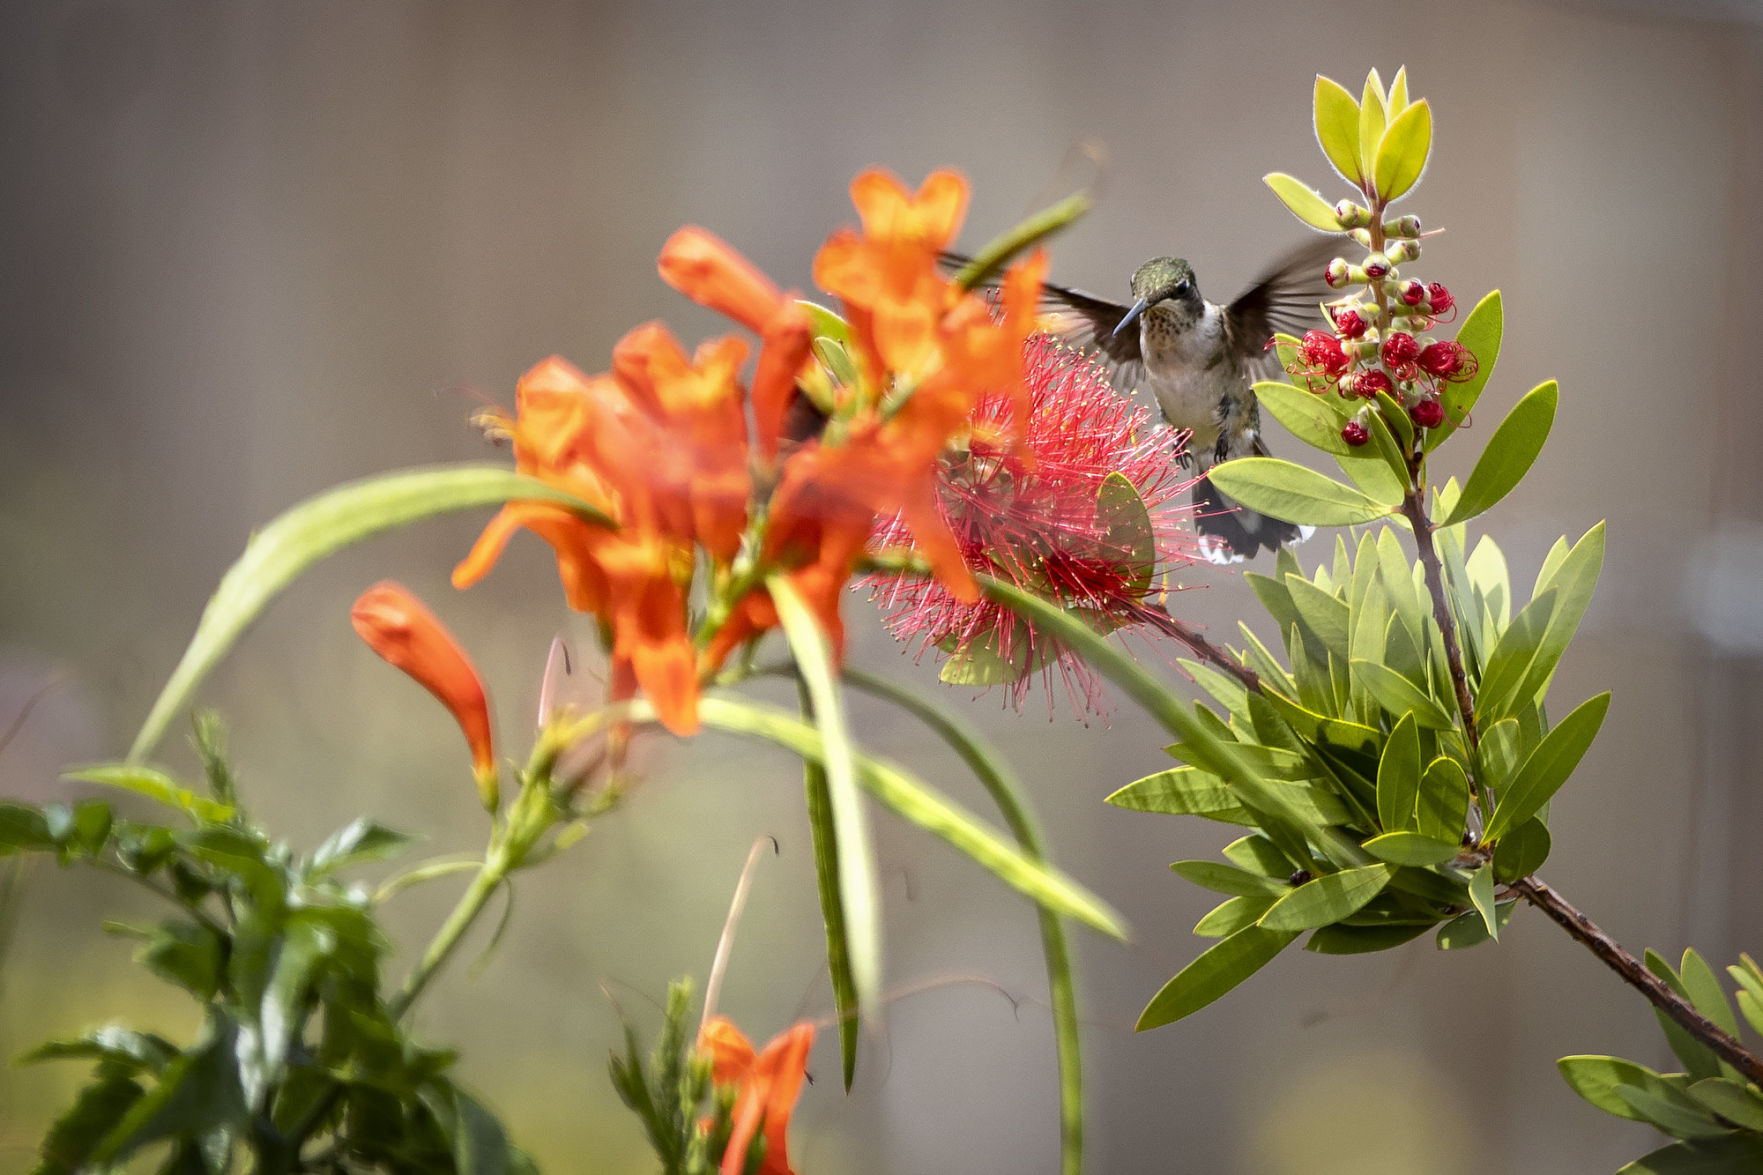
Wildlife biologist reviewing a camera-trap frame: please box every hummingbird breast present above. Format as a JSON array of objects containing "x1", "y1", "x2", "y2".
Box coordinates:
[{"x1": 1138, "y1": 300, "x2": 1241, "y2": 461}]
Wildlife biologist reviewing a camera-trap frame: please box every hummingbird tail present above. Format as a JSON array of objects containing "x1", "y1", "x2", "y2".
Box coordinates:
[{"x1": 1191, "y1": 473, "x2": 1313, "y2": 565}]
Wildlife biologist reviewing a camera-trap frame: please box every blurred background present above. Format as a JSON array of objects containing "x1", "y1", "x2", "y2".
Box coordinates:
[{"x1": 2, "y1": 0, "x2": 1761, "y2": 1170}]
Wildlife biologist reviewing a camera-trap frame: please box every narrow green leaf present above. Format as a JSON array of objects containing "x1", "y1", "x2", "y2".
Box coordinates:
[
  {"x1": 1136, "y1": 926, "x2": 1298, "y2": 1029},
  {"x1": 695, "y1": 697, "x2": 1125, "y2": 938},
  {"x1": 1617, "y1": 1134, "x2": 1763, "y2": 1173},
  {"x1": 1427, "y1": 291, "x2": 1503, "y2": 452},
  {"x1": 61, "y1": 765, "x2": 233, "y2": 824},
  {"x1": 1387, "y1": 66, "x2": 1410, "y2": 113},
  {"x1": 1357, "y1": 72, "x2": 1389, "y2": 184},
  {"x1": 128, "y1": 465, "x2": 611, "y2": 763},
  {"x1": 798, "y1": 681, "x2": 861, "y2": 1092},
  {"x1": 1222, "y1": 834, "x2": 1296, "y2": 876},
  {"x1": 769, "y1": 577, "x2": 882, "y2": 1025},
  {"x1": 1195, "y1": 895, "x2": 1275, "y2": 938},
  {"x1": 1207, "y1": 458, "x2": 1391, "y2": 527},
  {"x1": 1255, "y1": 380, "x2": 1354, "y2": 454},
  {"x1": 1615, "y1": 1084, "x2": 1731, "y2": 1139},
  {"x1": 1313, "y1": 76, "x2": 1363, "y2": 184},
  {"x1": 1362, "y1": 831, "x2": 1459, "y2": 867},
  {"x1": 1105, "y1": 769, "x2": 1350, "y2": 827},
  {"x1": 1437, "y1": 902, "x2": 1516, "y2": 949},
  {"x1": 1264, "y1": 173, "x2": 1345, "y2": 232},
  {"x1": 1647, "y1": 950, "x2": 1729, "y2": 1081},
  {"x1": 1179, "y1": 659, "x2": 1252, "y2": 726},
  {"x1": 1352, "y1": 659, "x2": 1457, "y2": 729},
  {"x1": 952, "y1": 191, "x2": 1091, "y2": 291},
  {"x1": 1373, "y1": 99, "x2": 1432, "y2": 201},
  {"x1": 1492, "y1": 817, "x2": 1551, "y2": 882},
  {"x1": 1477, "y1": 589, "x2": 1560, "y2": 725},
  {"x1": 840, "y1": 665, "x2": 1083, "y2": 1170},
  {"x1": 1559, "y1": 1055, "x2": 1682, "y2": 1123},
  {"x1": 1375, "y1": 712, "x2": 1421, "y2": 832},
  {"x1": 1286, "y1": 575, "x2": 1352, "y2": 660},
  {"x1": 309, "y1": 818, "x2": 413, "y2": 874},
  {"x1": 1441, "y1": 381, "x2": 1558, "y2": 526},
  {"x1": 1467, "y1": 866, "x2": 1499, "y2": 939},
  {"x1": 1500, "y1": 522, "x2": 1606, "y2": 716},
  {"x1": 1259, "y1": 864, "x2": 1394, "y2": 931},
  {"x1": 1171, "y1": 860, "x2": 1286, "y2": 898},
  {"x1": 1306, "y1": 921, "x2": 1432, "y2": 954},
  {"x1": 796, "y1": 299, "x2": 851, "y2": 347},
  {"x1": 1688, "y1": 1079, "x2": 1763, "y2": 1132},
  {"x1": 1485, "y1": 692, "x2": 1612, "y2": 841},
  {"x1": 1417, "y1": 756, "x2": 1471, "y2": 844}
]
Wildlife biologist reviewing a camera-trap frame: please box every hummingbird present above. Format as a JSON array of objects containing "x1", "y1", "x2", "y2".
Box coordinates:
[{"x1": 1015, "y1": 237, "x2": 1339, "y2": 564}]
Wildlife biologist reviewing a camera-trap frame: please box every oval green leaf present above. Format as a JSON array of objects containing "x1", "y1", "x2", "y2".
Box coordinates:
[
  {"x1": 1492, "y1": 816, "x2": 1552, "y2": 882},
  {"x1": 128, "y1": 465, "x2": 611, "y2": 764},
  {"x1": 1375, "y1": 712, "x2": 1421, "y2": 832},
  {"x1": 1617, "y1": 1134, "x2": 1763, "y2": 1173},
  {"x1": 1363, "y1": 831, "x2": 1459, "y2": 867},
  {"x1": 1255, "y1": 380, "x2": 1354, "y2": 455},
  {"x1": 1558, "y1": 1055, "x2": 1676, "y2": 1123},
  {"x1": 1485, "y1": 691, "x2": 1612, "y2": 842},
  {"x1": 1427, "y1": 290, "x2": 1503, "y2": 452},
  {"x1": 1373, "y1": 99, "x2": 1432, "y2": 201},
  {"x1": 1357, "y1": 72, "x2": 1388, "y2": 185},
  {"x1": 1137, "y1": 925, "x2": 1298, "y2": 1030},
  {"x1": 1313, "y1": 76, "x2": 1363, "y2": 185},
  {"x1": 1207, "y1": 458, "x2": 1391, "y2": 527},
  {"x1": 1441, "y1": 381, "x2": 1558, "y2": 527},
  {"x1": 1264, "y1": 173, "x2": 1344, "y2": 232},
  {"x1": 1259, "y1": 863, "x2": 1395, "y2": 931}
]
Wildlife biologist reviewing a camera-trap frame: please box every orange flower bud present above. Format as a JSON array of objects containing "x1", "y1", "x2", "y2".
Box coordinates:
[
  {"x1": 351, "y1": 581, "x2": 498, "y2": 808},
  {"x1": 658, "y1": 226, "x2": 785, "y2": 335}
]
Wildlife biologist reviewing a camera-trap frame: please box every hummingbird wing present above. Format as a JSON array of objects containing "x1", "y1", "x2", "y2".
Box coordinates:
[
  {"x1": 939, "y1": 251, "x2": 1146, "y2": 393},
  {"x1": 1224, "y1": 236, "x2": 1341, "y2": 381}
]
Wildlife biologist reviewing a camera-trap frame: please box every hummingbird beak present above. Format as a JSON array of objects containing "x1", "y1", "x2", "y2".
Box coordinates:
[{"x1": 1112, "y1": 297, "x2": 1151, "y2": 339}]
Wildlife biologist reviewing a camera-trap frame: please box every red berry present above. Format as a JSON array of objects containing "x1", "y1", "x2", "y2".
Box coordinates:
[
  {"x1": 1333, "y1": 308, "x2": 1368, "y2": 339},
  {"x1": 1341, "y1": 421, "x2": 1370, "y2": 446},
  {"x1": 1409, "y1": 397, "x2": 1446, "y2": 429},
  {"x1": 1381, "y1": 331, "x2": 1420, "y2": 367}
]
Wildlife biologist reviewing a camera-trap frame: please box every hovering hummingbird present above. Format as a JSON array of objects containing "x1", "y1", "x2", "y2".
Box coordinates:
[{"x1": 1012, "y1": 237, "x2": 1339, "y2": 564}]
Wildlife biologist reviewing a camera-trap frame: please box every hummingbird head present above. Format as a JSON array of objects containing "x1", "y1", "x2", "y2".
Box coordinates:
[{"x1": 1114, "y1": 257, "x2": 1200, "y2": 338}]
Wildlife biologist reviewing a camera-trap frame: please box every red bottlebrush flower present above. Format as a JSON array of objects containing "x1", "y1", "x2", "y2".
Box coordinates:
[
  {"x1": 1341, "y1": 420, "x2": 1370, "y2": 446},
  {"x1": 1332, "y1": 308, "x2": 1368, "y2": 339},
  {"x1": 352, "y1": 582, "x2": 498, "y2": 808},
  {"x1": 1400, "y1": 280, "x2": 1426, "y2": 306},
  {"x1": 1380, "y1": 331, "x2": 1420, "y2": 368},
  {"x1": 864, "y1": 334, "x2": 1197, "y2": 714},
  {"x1": 1409, "y1": 397, "x2": 1446, "y2": 429},
  {"x1": 1427, "y1": 282, "x2": 1456, "y2": 320},
  {"x1": 1417, "y1": 340, "x2": 1478, "y2": 382},
  {"x1": 1288, "y1": 329, "x2": 1352, "y2": 393},
  {"x1": 1349, "y1": 368, "x2": 1394, "y2": 401}
]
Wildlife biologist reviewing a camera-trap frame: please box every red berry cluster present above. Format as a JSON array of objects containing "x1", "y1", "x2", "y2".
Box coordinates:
[{"x1": 1285, "y1": 215, "x2": 1476, "y2": 448}]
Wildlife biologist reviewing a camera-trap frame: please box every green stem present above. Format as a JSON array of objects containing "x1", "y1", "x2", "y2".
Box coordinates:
[
  {"x1": 389, "y1": 856, "x2": 506, "y2": 1017},
  {"x1": 843, "y1": 668, "x2": 1085, "y2": 1175}
]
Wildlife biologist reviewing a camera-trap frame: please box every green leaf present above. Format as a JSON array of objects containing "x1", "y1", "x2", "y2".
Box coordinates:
[
  {"x1": 90, "y1": 1024, "x2": 248, "y2": 1165},
  {"x1": 1489, "y1": 522, "x2": 1606, "y2": 720},
  {"x1": 1259, "y1": 864, "x2": 1394, "y2": 931},
  {"x1": 1492, "y1": 817, "x2": 1551, "y2": 882},
  {"x1": 1616, "y1": 1084, "x2": 1731, "y2": 1139},
  {"x1": 695, "y1": 697, "x2": 1125, "y2": 938},
  {"x1": 1467, "y1": 866, "x2": 1499, "y2": 939},
  {"x1": 1286, "y1": 575, "x2": 1352, "y2": 660},
  {"x1": 938, "y1": 625, "x2": 1037, "y2": 687},
  {"x1": 137, "y1": 921, "x2": 224, "y2": 999},
  {"x1": 61, "y1": 765, "x2": 234, "y2": 824},
  {"x1": 1222, "y1": 834, "x2": 1296, "y2": 876},
  {"x1": 1256, "y1": 380, "x2": 1354, "y2": 455},
  {"x1": 1105, "y1": 769, "x2": 1350, "y2": 827},
  {"x1": 1417, "y1": 755, "x2": 1471, "y2": 845},
  {"x1": 1646, "y1": 950, "x2": 1735, "y2": 1082},
  {"x1": 951, "y1": 190, "x2": 1091, "y2": 291},
  {"x1": 768, "y1": 577, "x2": 882, "y2": 1030},
  {"x1": 1688, "y1": 1079, "x2": 1763, "y2": 1132},
  {"x1": 0, "y1": 802, "x2": 53, "y2": 855},
  {"x1": 1440, "y1": 381, "x2": 1558, "y2": 526},
  {"x1": 128, "y1": 465, "x2": 611, "y2": 763},
  {"x1": 1559, "y1": 1055, "x2": 1685, "y2": 1123},
  {"x1": 1477, "y1": 589, "x2": 1559, "y2": 724},
  {"x1": 1264, "y1": 173, "x2": 1345, "y2": 232},
  {"x1": 1306, "y1": 921, "x2": 1432, "y2": 954},
  {"x1": 309, "y1": 819, "x2": 414, "y2": 874},
  {"x1": 1362, "y1": 831, "x2": 1460, "y2": 867},
  {"x1": 1313, "y1": 76, "x2": 1363, "y2": 184},
  {"x1": 1485, "y1": 692, "x2": 1612, "y2": 841},
  {"x1": 1207, "y1": 458, "x2": 1391, "y2": 527},
  {"x1": 1357, "y1": 72, "x2": 1389, "y2": 185},
  {"x1": 34, "y1": 1069, "x2": 146, "y2": 1175},
  {"x1": 1437, "y1": 902, "x2": 1516, "y2": 949},
  {"x1": 1171, "y1": 860, "x2": 1286, "y2": 898},
  {"x1": 1387, "y1": 66, "x2": 1410, "y2": 113},
  {"x1": 799, "y1": 709, "x2": 861, "y2": 1092},
  {"x1": 1195, "y1": 895, "x2": 1276, "y2": 937},
  {"x1": 1427, "y1": 291, "x2": 1503, "y2": 452},
  {"x1": 1335, "y1": 449, "x2": 1408, "y2": 509},
  {"x1": 1375, "y1": 712, "x2": 1421, "y2": 832},
  {"x1": 1136, "y1": 926, "x2": 1298, "y2": 1029},
  {"x1": 1373, "y1": 99, "x2": 1432, "y2": 201},
  {"x1": 1352, "y1": 659, "x2": 1457, "y2": 729},
  {"x1": 1097, "y1": 471, "x2": 1157, "y2": 595},
  {"x1": 23, "y1": 1026, "x2": 179, "y2": 1073},
  {"x1": 1618, "y1": 1134, "x2": 1763, "y2": 1174}
]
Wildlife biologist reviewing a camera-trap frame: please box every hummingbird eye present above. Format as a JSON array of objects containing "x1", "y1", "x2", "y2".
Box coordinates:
[{"x1": 1172, "y1": 278, "x2": 1192, "y2": 298}]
